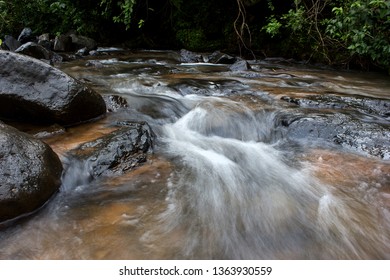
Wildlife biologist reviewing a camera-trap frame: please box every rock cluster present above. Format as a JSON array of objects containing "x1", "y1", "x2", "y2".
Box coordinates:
[
  {"x1": 0, "y1": 29, "x2": 156, "y2": 224},
  {"x1": 1, "y1": 27, "x2": 99, "y2": 64}
]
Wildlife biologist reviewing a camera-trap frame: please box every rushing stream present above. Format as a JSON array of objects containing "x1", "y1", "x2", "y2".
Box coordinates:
[{"x1": 0, "y1": 50, "x2": 389, "y2": 259}]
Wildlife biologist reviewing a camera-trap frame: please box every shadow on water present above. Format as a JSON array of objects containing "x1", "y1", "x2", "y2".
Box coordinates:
[{"x1": 0, "y1": 50, "x2": 389, "y2": 259}]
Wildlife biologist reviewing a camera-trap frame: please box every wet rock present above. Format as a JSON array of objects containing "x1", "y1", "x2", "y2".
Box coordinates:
[
  {"x1": 88, "y1": 50, "x2": 99, "y2": 56},
  {"x1": 207, "y1": 51, "x2": 237, "y2": 64},
  {"x1": 0, "y1": 121, "x2": 63, "y2": 222},
  {"x1": 76, "y1": 47, "x2": 89, "y2": 56},
  {"x1": 171, "y1": 79, "x2": 216, "y2": 96},
  {"x1": 17, "y1": 28, "x2": 35, "y2": 44},
  {"x1": 70, "y1": 34, "x2": 97, "y2": 51},
  {"x1": 0, "y1": 50, "x2": 106, "y2": 126},
  {"x1": 54, "y1": 35, "x2": 73, "y2": 52},
  {"x1": 170, "y1": 79, "x2": 252, "y2": 97},
  {"x1": 85, "y1": 60, "x2": 104, "y2": 68},
  {"x1": 179, "y1": 49, "x2": 204, "y2": 63},
  {"x1": 229, "y1": 59, "x2": 251, "y2": 71},
  {"x1": 3, "y1": 35, "x2": 21, "y2": 51},
  {"x1": 67, "y1": 122, "x2": 155, "y2": 178},
  {"x1": 103, "y1": 95, "x2": 129, "y2": 112},
  {"x1": 38, "y1": 33, "x2": 50, "y2": 42},
  {"x1": 15, "y1": 42, "x2": 62, "y2": 63},
  {"x1": 282, "y1": 112, "x2": 390, "y2": 159},
  {"x1": 37, "y1": 34, "x2": 53, "y2": 51},
  {"x1": 281, "y1": 95, "x2": 390, "y2": 119},
  {"x1": 15, "y1": 42, "x2": 51, "y2": 60}
]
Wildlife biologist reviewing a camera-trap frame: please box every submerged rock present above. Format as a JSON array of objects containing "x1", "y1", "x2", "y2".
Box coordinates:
[
  {"x1": 281, "y1": 94, "x2": 390, "y2": 119},
  {"x1": 0, "y1": 50, "x2": 106, "y2": 126},
  {"x1": 66, "y1": 122, "x2": 155, "y2": 178},
  {"x1": 0, "y1": 121, "x2": 63, "y2": 222}
]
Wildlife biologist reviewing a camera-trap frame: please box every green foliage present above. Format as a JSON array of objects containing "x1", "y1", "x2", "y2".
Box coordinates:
[
  {"x1": 114, "y1": 0, "x2": 136, "y2": 29},
  {"x1": 0, "y1": 0, "x2": 108, "y2": 38},
  {"x1": 170, "y1": 0, "x2": 235, "y2": 51},
  {"x1": 138, "y1": 19, "x2": 145, "y2": 29},
  {"x1": 281, "y1": 6, "x2": 306, "y2": 32},
  {"x1": 262, "y1": 16, "x2": 281, "y2": 38},
  {"x1": 100, "y1": 0, "x2": 136, "y2": 30},
  {"x1": 0, "y1": 1, "x2": 7, "y2": 36},
  {"x1": 176, "y1": 28, "x2": 207, "y2": 50},
  {"x1": 262, "y1": 1, "x2": 320, "y2": 60},
  {"x1": 260, "y1": 0, "x2": 390, "y2": 71},
  {"x1": 1, "y1": 0, "x2": 388, "y2": 72},
  {"x1": 326, "y1": 0, "x2": 390, "y2": 69},
  {"x1": 169, "y1": 0, "x2": 183, "y2": 9}
]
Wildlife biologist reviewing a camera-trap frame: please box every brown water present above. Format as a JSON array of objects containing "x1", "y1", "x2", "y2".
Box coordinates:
[{"x1": 0, "y1": 50, "x2": 389, "y2": 259}]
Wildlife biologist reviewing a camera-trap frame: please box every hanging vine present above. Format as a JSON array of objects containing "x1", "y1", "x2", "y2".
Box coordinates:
[{"x1": 234, "y1": 0, "x2": 255, "y2": 58}]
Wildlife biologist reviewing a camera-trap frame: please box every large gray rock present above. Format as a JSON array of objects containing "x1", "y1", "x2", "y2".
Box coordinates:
[
  {"x1": 0, "y1": 50, "x2": 106, "y2": 126},
  {"x1": 0, "y1": 121, "x2": 63, "y2": 222}
]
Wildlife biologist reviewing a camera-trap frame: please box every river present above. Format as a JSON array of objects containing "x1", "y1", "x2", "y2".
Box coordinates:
[{"x1": 0, "y1": 50, "x2": 389, "y2": 259}]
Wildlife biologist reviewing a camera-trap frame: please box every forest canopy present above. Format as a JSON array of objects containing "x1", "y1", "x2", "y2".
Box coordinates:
[{"x1": 1, "y1": 0, "x2": 389, "y2": 72}]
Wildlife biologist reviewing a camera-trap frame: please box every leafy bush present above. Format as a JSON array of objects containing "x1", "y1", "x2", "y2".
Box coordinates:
[
  {"x1": 261, "y1": 0, "x2": 390, "y2": 71},
  {"x1": 326, "y1": 0, "x2": 390, "y2": 70},
  {"x1": 0, "y1": 0, "x2": 117, "y2": 38}
]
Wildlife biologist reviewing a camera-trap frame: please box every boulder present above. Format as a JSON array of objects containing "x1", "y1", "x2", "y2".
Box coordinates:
[
  {"x1": 179, "y1": 49, "x2": 204, "y2": 63},
  {"x1": 229, "y1": 59, "x2": 251, "y2": 71},
  {"x1": 0, "y1": 50, "x2": 106, "y2": 126},
  {"x1": 53, "y1": 35, "x2": 73, "y2": 52},
  {"x1": 38, "y1": 33, "x2": 50, "y2": 42},
  {"x1": 0, "y1": 121, "x2": 63, "y2": 222},
  {"x1": 15, "y1": 42, "x2": 62, "y2": 63},
  {"x1": 66, "y1": 122, "x2": 155, "y2": 178},
  {"x1": 207, "y1": 51, "x2": 237, "y2": 64},
  {"x1": 3, "y1": 35, "x2": 21, "y2": 52},
  {"x1": 70, "y1": 34, "x2": 97, "y2": 51},
  {"x1": 38, "y1": 34, "x2": 53, "y2": 52},
  {"x1": 17, "y1": 28, "x2": 35, "y2": 44}
]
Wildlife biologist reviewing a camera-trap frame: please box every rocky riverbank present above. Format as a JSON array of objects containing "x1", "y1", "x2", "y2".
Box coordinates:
[{"x1": 0, "y1": 32, "x2": 158, "y2": 223}]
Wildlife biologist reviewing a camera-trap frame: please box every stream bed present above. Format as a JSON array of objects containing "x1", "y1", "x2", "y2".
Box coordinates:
[{"x1": 0, "y1": 50, "x2": 389, "y2": 259}]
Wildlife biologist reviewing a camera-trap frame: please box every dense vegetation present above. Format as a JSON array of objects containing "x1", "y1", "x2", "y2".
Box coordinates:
[{"x1": 1, "y1": 0, "x2": 389, "y2": 72}]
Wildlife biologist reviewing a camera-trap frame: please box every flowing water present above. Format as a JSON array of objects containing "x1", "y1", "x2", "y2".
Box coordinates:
[{"x1": 1, "y1": 50, "x2": 389, "y2": 259}]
